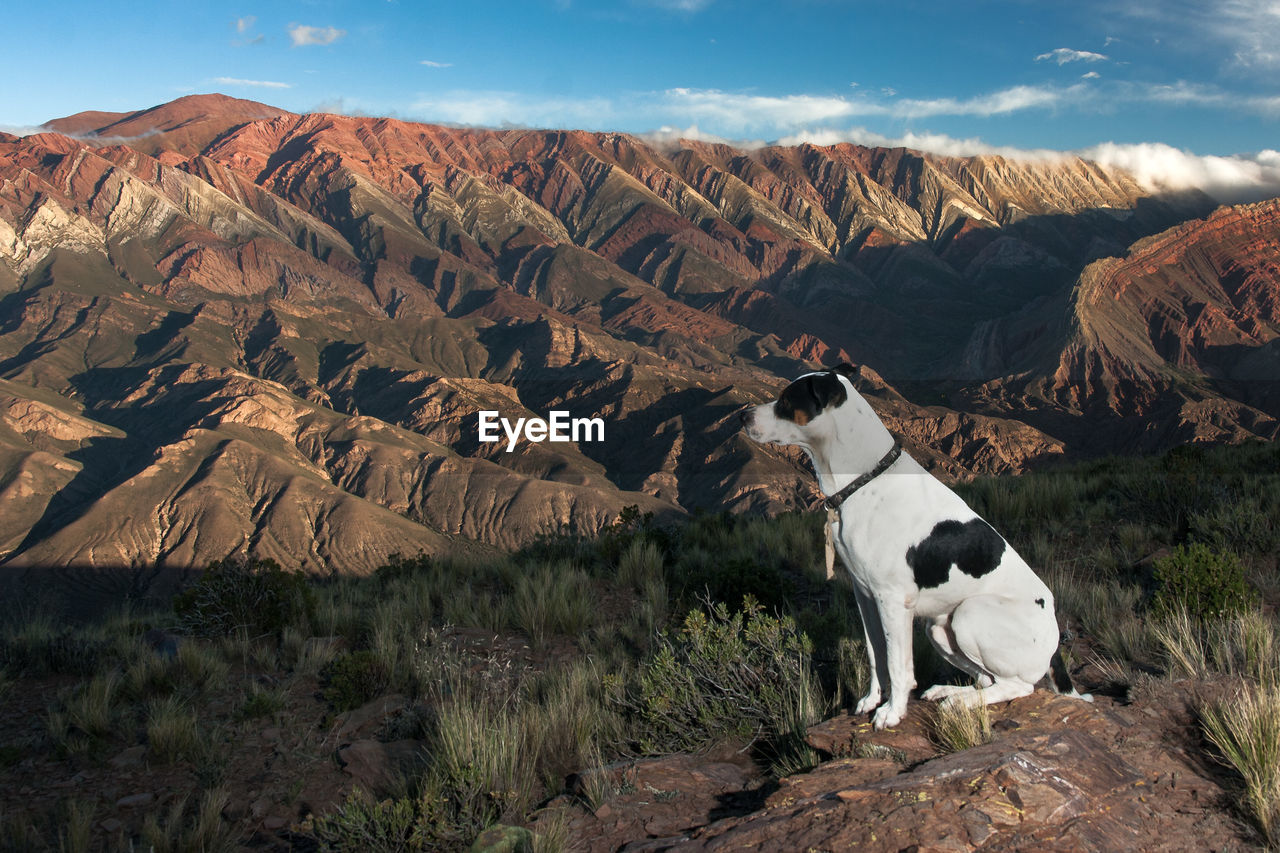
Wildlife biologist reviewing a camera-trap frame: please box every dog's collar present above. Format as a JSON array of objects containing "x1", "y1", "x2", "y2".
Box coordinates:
[{"x1": 821, "y1": 441, "x2": 903, "y2": 511}]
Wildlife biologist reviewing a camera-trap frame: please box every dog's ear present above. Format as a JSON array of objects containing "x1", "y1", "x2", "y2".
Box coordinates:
[
  {"x1": 808, "y1": 372, "x2": 848, "y2": 411},
  {"x1": 831, "y1": 362, "x2": 858, "y2": 380},
  {"x1": 776, "y1": 373, "x2": 847, "y2": 425}
]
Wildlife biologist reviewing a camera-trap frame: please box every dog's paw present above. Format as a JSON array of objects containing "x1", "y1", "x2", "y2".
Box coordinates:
[
  {"x1": 922, "y1": 683, "x2": 962, "y2": 702},
  {"x1": 854, "y1": 690, "x2": 882, "y2": 715},
  {"x1": 872, "y1": 703, "x2": 904, "y2": 730}
]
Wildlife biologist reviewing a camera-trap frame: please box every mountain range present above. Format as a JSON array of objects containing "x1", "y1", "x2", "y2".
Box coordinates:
[{"x1": 1, "y1": 93, "x2": 1277, "y2": 579}]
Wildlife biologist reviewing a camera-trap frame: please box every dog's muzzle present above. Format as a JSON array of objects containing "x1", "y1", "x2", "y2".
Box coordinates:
[{"x1": 738, "y1": 408, "x2": 754, "y2": 428}]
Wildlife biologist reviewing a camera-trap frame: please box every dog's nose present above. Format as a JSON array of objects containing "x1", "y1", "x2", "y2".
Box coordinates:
[{"x1": 738, "y1": 408, "x2": 753, "y2": 426}]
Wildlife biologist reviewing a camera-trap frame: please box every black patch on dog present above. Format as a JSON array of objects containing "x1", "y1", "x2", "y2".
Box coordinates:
[
  {"x1": 1035, "y1": 597, "x2": 1045, "y2": 609},
  {"x1": 906, "y1": 519, "x2": 1007, "y2": 589},
  {"x1": 774, "y1": 372, "x2": 847, "y2": 426}
]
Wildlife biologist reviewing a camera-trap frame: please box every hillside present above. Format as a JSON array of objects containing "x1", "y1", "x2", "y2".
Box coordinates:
[{"x1": 1, "y1": 94, "x2": 1277, "y2": 573}]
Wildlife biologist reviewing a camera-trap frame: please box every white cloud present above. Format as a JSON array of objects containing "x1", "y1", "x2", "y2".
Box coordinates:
[
  {"x1": 657, "y1": 84, "x2": 1073, "y2": 133},
  {"x1": 1082, "y1": 141, "x2": 1280, "y2": 200},
  {"x1": 1082, "y1": 71, "x2": 1102, "y2": 79},
  {"x1": 1035, "y1": 48, "x2": 1109, "y2": 65},
  {"x1": 288, "y1": 24, "x2": 346, "y2": 47},
  {"x1": 409, "y1": 91, "x2": 616, "y2": 128},
  {"x1": 420, "y1": 60, "x2": 453, "y2": 68},
  {"x1": 404, "y1": 83, "x2": 1094, "y2": 141},
  {"x1": 777, "y1": 128, "x2": 1280, "y2": 202},
  {"x1": 213, "y1": 76, "x2": 292, "y2": 89},
  {"x1": 893, "y1": 84, "x2": 1073, "y2": 119},
  {"x1": 1217, "y1": 0, "x2": 1280, "y2": 67},
  {"x1": 1126, "y1": 80, "x2": 1280, "y2": 116},
  {"x1": 640, "y1": 124, "x2": 763, "y2": 150},
  {"x1": 231, "y1": 15, "x2": 264, "y2": 45},
  {"x1": 1117, "y1": 0, "x2": 1280, "y2": 69},
  {"x1": 776, "y1": 127, "x2": 1065, "y2": 160},
  {"x1": 661, "y1": 88, "x2": 876, "y2": 129}
]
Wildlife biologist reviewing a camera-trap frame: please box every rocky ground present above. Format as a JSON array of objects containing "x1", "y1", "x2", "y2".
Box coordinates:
[
  {"x1": 540, "y1": 684, "x2": 1252, "y2": 851},
  {"x1": 0, "y1": 642, "x2": 1260, "y2": 851}
]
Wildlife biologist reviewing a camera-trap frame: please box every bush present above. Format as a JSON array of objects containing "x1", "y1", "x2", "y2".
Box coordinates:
[
  {"x1": 626, "y1": 598, "x2": 822, "y2": 760},
  {"x1": 173, "y1": 558, "x2": 315, "y2": 639},
  {"x1": 1150, "y1": 544, "x2": 1257, "y2": 621},
  {"x1": 670, "y1": 549, "x2": 794, "y2": 611},
  {"x1": 324, "y1": 651, "x2": 391, "y2": 711},
  {"x1": 1189, "y1": 492, "x2": 1280, "y2": 555},
  {"x1": 307, "y1": 791, "x2": 421, "y2": 852}
]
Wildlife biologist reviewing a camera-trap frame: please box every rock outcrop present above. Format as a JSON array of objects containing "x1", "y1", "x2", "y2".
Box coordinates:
[{"x1": 544, "y1": 690, "x2": 1249, "y2": 852}]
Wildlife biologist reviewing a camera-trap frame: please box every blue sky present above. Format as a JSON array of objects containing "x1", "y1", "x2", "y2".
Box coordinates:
[{"x1": 3, "y1": 1, "x2": 1278, "y2": 171}]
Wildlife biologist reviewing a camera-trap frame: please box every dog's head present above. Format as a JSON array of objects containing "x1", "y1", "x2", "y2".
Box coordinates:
[{"x1": 740, "y1": 364, "x2": 863, "y2": 448}]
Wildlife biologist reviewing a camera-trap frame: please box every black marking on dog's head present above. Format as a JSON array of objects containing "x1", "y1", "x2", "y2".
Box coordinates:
[
  {"x1": 1035, "y1": 597, "x2": 1045, "y2": 609},
  {"x1": 906, "y1": 519, "x2": 1007, "y2": 589},
  {"x1": 774, "y1": 372, "x2": 847, "y2": 427}
]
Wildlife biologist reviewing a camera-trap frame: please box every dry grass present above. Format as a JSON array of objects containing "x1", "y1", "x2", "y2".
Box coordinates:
[
  {"x1": 1154, "y1": 607, "x2": 1279, "y2": 686},
  {"x1": 58, "y1": 799, "x2": 94, "y2": 853},
  {"x1": 929, "y1": 694, "x2": 993, "y2": 753},
  {"x1": 1201, "y1": 685, "x2": 1280, "y2": 846},
  {"x1": 141, "y1": 787, "x2": 237, "y2": 853},
  {"x1": 146, "y1": 696, "x2": 202, "y2": 763},
  {"x1": 47, "y1": 672, "x2": 126, "y2": 754}
]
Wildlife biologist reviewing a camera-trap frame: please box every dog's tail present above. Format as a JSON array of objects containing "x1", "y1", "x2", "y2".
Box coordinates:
[{"x1": 1049, "y1": 647, "x2": 1094, "y2": 702}]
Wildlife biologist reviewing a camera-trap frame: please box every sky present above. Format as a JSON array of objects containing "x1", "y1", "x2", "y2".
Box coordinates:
[{"x1": 3, "y1": 0, "x2": 1280, "y2": 193}]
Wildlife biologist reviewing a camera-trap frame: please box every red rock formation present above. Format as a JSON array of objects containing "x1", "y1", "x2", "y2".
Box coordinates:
[{"x1": 0, "y1": 95, "x2": 1272, "y2": 571}]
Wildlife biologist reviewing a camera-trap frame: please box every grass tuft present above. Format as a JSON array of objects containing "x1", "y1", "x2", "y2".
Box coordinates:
[
  {"x1": 1201, "y1": 685, "x2": 1280, "y2": 845},
  {"x1": 238, "y1": 681, "x2": 288, "y2": 720},
  {"x1": 929, "y1": 694, "x2": 993, "y2": 753},
  {"x1": 141, "y1": 787, "x2": 236, "y2": 853},
  {"x1": 57, "y1": 799, "x2": 94, "y2": 853},
  {"x1": 146, "y1": 695, "x2": 202, "y2": 763}
]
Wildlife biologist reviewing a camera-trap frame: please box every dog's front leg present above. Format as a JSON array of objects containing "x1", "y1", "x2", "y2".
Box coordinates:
[
  {"x1": 871, "y1": 592, "x2": 913, "y2": 730},
  {"x1": 850, "y1": 584, "x2": 886, "y2": 714}
]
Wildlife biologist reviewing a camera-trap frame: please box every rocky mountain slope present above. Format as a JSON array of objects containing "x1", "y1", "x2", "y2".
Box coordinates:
[{"x1": 1, "y1": 94, "x2": 1276, "y2": 574}]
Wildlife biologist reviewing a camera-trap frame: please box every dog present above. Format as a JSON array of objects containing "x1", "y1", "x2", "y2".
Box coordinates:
[{"x1": 740, "y1": 364, "x2": 1089, "y2": 730}]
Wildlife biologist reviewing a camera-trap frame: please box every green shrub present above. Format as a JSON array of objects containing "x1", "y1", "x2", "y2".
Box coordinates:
[
  {"x1": 0, "y1": 620, "x2": 112, "y2": 677},
  {"x1": 596, "y1": 505, "x2": 673, "y2": 566},
  {"x1": 173, "y1": 558, "x2": 315, "y2": 639},
  {"x1": 324, "y1": 651, "x2": 391, "y2": 711},
  {"x1": 307, "y1": 790, "x2": 421, "y2": 852},
  {"x1": 1150, "y1": 543, "x2": 1258, "y2": 620},
  {"x1": 670, "y1": 549, "x2": 793, "y2": 610},
  {"x1": 626, "y1": 598, "x2": 822, "y2": 759},
  {"x1": 237, "y1": 682, "x2": 288, "y2": 720},
  {"x1": 1189, "y1": 492, "x2": 1280, "y2": 555}
]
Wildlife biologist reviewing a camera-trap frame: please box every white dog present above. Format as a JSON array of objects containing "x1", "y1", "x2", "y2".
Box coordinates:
[{"x1": 740, "y1": 365, "x2": 1089, "y2": 730}]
